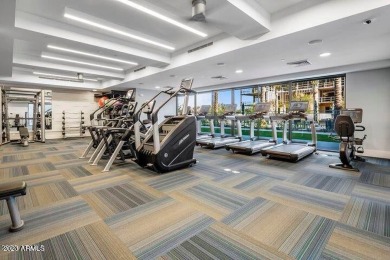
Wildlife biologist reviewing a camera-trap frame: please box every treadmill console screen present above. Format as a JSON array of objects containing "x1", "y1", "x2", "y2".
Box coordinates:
[
  {"x1": 254, "y1": 103, "x2": 271, "y2": 113},
  {"x1": 340, "y1": 108, "x2": 363, "y2": 123},
  {"x1": 289, "y1": 101, "x2": 309, "y2": 112},
  {"x1": 142, "y1": 100, "x2": 156, "y2": 114},
  {"x1": 181, "y1": 78, "x2": 194, "y2": 90},
  {"x1": 126, "y1": 89, "x2": 134, "y2": 99}
]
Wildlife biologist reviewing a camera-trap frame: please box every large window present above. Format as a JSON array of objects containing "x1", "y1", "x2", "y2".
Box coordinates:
[{"x1": 176, "y1": 75, "x2": 346, "y2": 151}]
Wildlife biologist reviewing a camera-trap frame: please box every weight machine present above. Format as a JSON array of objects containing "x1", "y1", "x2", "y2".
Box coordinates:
[{"x1": 1, "y1": 87, "x2": 47, "y2": 145}]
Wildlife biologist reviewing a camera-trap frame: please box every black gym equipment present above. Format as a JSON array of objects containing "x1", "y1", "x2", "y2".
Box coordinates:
[
  {"x1": 80, "y1": 90, "x2": 136, "y2": 159},
  {"x1": 18, "y1": 126, "x2": 30, "y2": 147},
  {"x1": 329, "y1": 108, "x2": 366, "y2": 171},
  {"x1": 260, "y1": 101, "x2": 317, "y2": 162},
  {"x1": 134, "y1": 78, "x2": 197, "y2": 173},
  {"x1": 0, "y1": 181, "x2": 27, "y2": 232}
]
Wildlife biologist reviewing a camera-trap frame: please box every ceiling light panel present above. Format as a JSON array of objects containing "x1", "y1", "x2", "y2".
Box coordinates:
[
  {"x1": 64, "y1": 12, "x2": 175, "y2": 50},
  {"x1": 41, "y1": 54, "x2": 123, "y2": 71},
  {"x1": 47, "y1": 45, "x2": 138, "y2": 65},
  {"x1": 33, "y1": 72, "x2": 99, "y2": 82},
  {"x1": 114, "y1": 0, "x2": 207, "y2": 38}
]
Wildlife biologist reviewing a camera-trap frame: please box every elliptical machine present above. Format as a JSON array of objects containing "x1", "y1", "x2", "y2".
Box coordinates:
[{"x1": 329, "y1": 108, "x2": 366, "y2": 172}]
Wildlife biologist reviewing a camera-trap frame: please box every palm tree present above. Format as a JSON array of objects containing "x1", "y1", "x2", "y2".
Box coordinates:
[
  {"x1": 212, "y1": 91, "x2": 218, "y2": 115},
  {"x1": 311, "y1": 80, "x2": 319, "y2": 122},
  {"x1": 334, "y1": 77, "x2": 344, "y2": 110}
]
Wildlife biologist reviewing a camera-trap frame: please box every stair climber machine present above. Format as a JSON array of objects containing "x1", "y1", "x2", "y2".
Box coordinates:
[
  {"x1": 80, "y1": 89, "x2": 135, "y2": 159},
  {"x1": 196, "y1": 105, "x2": 214, "y2": 141},
  {"x1": 134, "y1": 78, "x2": 197, "y2": 173},
  {"x1": 102, "y1": 92, "x2": 170, "y2": 172},
  {"x1": 226, "y1": 103, "x2": 278, "y2": 154},
  {"x1": 260, "y1": 101, "x2": 317, "y2": 162},
  {"x1": 329, "y1": 108, "x2": 366, "y2": 171},
  {"x1": 196, "y1": 104, "x2": 242, "y2": 149}
]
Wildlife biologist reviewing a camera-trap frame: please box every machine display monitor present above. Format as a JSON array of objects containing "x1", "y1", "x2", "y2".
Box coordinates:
[
  {"x1": 254, "y1": 103, "x2": 271, "y2": 113},
  {"x1": 142, "y1": 100, "x2": 156, "y2": 114},
  {"x1": 126, "y1": 89, "x2": 134, "y2": 99},
  {"x1": 180, "y1": 78, "x2": 194, "y2": 90},
  {"x1": 341, "y1": 108, "x2": 363, "y2": 123},
  {"x1": 289, "y1": 101, "x2": 309, "y2": 112}
]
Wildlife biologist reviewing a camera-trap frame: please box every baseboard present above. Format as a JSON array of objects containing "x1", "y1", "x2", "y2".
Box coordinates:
[{"x1": 363, "y1": 149, "x2": 390, "y2": 160}]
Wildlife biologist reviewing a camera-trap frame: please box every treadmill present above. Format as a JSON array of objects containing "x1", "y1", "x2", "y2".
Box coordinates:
[
  {"x1": 260, "y1": 101, "x2": 317, "y2": 162},
  {"x1": 196, "y1": 105, "x2": 214, "y2": 141},
  {"x1": 226, "y1": 103, "x2": 278, "y2": 154},
  {"x1": 196, "y1": 104, "x2": 242, "y2": 149}
]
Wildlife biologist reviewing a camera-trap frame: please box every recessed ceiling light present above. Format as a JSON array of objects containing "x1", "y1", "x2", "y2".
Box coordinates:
[
  {"x1": 33, "y1": 72, "x2": 98, "y2": 82},
  {"x1": 47, "y1": 45, "x2": 138, "y2": 65},
  {"x1": 308, "y1": 39, "x2": 323, "y2": 45},
  {"x1": 41, "y1": 54, "x2": 123, "y2": 71},
  {"x1": 64, "y1": 13, "x2": 175, "y2": 50},
  {"x1": 319, "y1": 52, "x2": 331, "y2": 57},
  {"x1": 155, "y1": 86, "x2": 160, "y2": 89},
  {"x1": 114, "y1": 0, "x2": 207, "y2": 37},
  {"x1": 92, "y1": 89, "x2": 97, "y2": 91},
  {"x1": 235, "y1": 69, "x2": 243, "y2": 74}
]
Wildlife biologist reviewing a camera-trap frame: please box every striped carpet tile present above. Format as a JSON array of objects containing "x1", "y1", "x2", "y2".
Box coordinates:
[
  {"x1": 69, "y1": 172, "x2": 133, "y2": 194},
  {"x1": 223, "y1": 197, "x2": 335, "y2": 259},
  {"x1": 340, "y1": 197, "x2": 390, "y2": 237},
  {"x1": 60, "y1": 166, "x2": 93, "y2": 179},
  {"x1": 243, "y1": 164, "x2": 295, "y2": 180},
  {"x1": 53, "y1": 158, "x2": 92, "y2": 169},
  {"x1": 321, "y1": 223, "x2": 390, "y2": 260},
  {"x1": 147, "y1": 172, "x2": 201, "y2": 192},
  {"x1": 0, "y1": 162, "x2": 56, "y2": 179},
  {"x1": 212, "y1": 171, "x2": 257, "y2": 184},
  {"x1": 360, "y1": 170, "x2": 390, "y2": 188},
  {"x1": 106, "y1": 197, "x2": 214, "y2": 259},
  {"x1": 233, "y1": 175, "x2": 281, "y2": 194},
  {"x1": 4, "y1": 222, "x2": 136, "y2": 260},
  {"x1": 0, "y1": 197, "x2": 100, "y2": 253},
  {"x1": 2, "y1": 152, "x2": 45, "y2": 163},
  {"x1": 264, "y1": 182, "x2": 350, "y2": 220},
  {"x1": 0, "y1": 180, "x2": 78, "y2": 215},
  {"x1": 352, "y1": 183, "x2": 390, "y2": 204},
  {"x1": 286, "y1": 172, "x2": 356, "y2": 195},
  {"x1": 186, "y1": 183, "x2": 251, "y2": 212},
  {"x1": 82, "y1": 182, "x2": 160, "y2": 219},
  {"x1": 160, "y1": 222, "x2": 293, "y2": 260}
]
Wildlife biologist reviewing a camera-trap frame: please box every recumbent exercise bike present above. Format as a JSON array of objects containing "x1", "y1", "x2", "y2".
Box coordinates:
[{"x1": 329, "y1": 108, "x2": 366, "y2": 172}]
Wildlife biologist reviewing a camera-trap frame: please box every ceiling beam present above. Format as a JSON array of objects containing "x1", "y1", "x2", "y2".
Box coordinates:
[
  {"x1": 15, "y1": 11, "x2": 171, "y2": 66},
  {"x1": 13, "y1": 53, "x2": 125, "y2": 80}
]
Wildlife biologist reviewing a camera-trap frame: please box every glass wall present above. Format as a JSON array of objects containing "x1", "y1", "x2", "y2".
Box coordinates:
[
  {"x1": 195, "y1": 92, "x2": 212, "y2": 134},
  {"x1": 176, "y1": 75, "x2": 346, "y2": 151}
]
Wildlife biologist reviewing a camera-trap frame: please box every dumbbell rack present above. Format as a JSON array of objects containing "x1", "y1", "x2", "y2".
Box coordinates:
[{"x1": 62, "y1": 111, "x2": 85, "y2": 138}]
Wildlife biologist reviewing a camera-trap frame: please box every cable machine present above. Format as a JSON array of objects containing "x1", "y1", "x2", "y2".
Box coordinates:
[{"x1": 0, "y1": 86, "x2": 47, "y2": 145}]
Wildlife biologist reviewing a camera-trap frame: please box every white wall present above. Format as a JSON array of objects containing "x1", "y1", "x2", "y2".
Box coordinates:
[
  {"x1": 48, "y1": 89, "x2": 96, "y2": 139},
  {"x1": 135, "y1": 88, "x2": 176, "y2": 123},
  {"x1": 346, "y1": 67, "x2": 390, "y2": 159}
]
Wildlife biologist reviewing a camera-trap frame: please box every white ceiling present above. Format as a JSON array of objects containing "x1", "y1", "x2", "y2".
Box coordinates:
[{"x1": 1, "y1": 0, "x2": 390, "y2": 91}]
